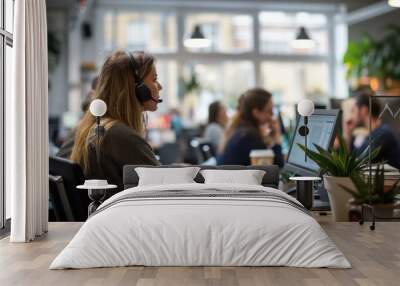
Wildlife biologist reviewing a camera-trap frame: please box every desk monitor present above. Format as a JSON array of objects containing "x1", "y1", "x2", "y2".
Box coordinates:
[{"x1": 284, "y1": 109, "x2": 340, "y2": 176}]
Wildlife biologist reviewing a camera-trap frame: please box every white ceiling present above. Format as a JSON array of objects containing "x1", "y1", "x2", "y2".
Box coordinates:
[{"x1": 46, "y1": 0, "x2": 384, "y2": 11}]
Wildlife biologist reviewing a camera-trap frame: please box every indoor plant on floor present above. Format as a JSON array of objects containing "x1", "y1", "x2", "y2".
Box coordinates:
[
  {"x1": 341, "y1": 164, "x2": 400, "y2": 219},
  {"x1": 298, "y1": 135, "x2": 379, "y2": 221}
]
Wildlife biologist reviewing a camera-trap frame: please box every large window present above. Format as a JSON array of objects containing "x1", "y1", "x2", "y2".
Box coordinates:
[
  {"x1": 261, "y1": 61, "x2": 329, "y2": 120},
  {"x1": 259, "y1": 11, "x2": 328, "y2": 55},
  {"x1": 113, "y1": 11, "x2": 177, "y2": 53},
  {"x1": 93, "y1": 4, "x2": 343, "y2": 129},
  {"x1": 184, "y1": 13, "x2": 253, "y2": 53},
  {"x1": 1, "y1": 0, "x2": 14, "y2": 229}
]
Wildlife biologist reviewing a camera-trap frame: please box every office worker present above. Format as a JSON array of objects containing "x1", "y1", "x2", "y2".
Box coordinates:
[
  {"x1": 218, "y1": 88, "x2": 284, "y2": 167},
  {"x1": 70, "y1": 51, "x2": 162, "y2": 194},
  {"x1": 346, "y1": 91, "x2": 400, "y2": 169},
  {"x1": 203, "y1": 101, "x2": 228, "y2": 154}
]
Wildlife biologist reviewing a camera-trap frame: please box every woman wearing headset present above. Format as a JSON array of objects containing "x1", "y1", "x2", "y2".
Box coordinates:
[{"x1": 70, "y1": 51, "x2": 162, "y2": 194}]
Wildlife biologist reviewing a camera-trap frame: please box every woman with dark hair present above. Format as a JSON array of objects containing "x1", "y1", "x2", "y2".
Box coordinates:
[
  {"x1": 70, "y1": 50, "x2": 162, "y2": 194},
  {"x1": 203, "y1": 101, "x2": 228, "y2": 153},
  {"x1": 218, "y1": 88, "x2": 284, "y2": 167}
]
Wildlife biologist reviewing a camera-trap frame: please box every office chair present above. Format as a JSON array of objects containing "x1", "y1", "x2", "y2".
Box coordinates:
[
  {"x1": 157, "y1": 142, "x2": 182, "y2": 165},
  {"x1": 182, "y1": 127, "x2": 203, "y2": 164},
  {"x1": 49, "y1": 156, "x2": 90, "y2": 221},
  {"x1": 49, "y1": 174, "x2": 74, "y2": 221},
  {"x1": 190, "y1": 138, "x2": 216, "y2": 164}
]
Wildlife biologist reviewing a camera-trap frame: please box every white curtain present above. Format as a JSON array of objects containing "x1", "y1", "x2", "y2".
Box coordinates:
[{"x1": 7, "y1": 0, "x2": 49, "y2": 242}]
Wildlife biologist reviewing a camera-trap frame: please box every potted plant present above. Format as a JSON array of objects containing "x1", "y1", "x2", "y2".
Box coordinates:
[
  {"x1": 343, "y1": 25, "x2": 400, "y2": 92},
  {"x1": 341, "y1": 164, "x2": 400, "y2": 218},
  {"x1": 298, "y1": 135, "x2": 379, "y2": 221}
]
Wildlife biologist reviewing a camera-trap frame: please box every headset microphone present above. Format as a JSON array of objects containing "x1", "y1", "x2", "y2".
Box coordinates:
[
  {"x1": 153, "y1": 98, "x2": 163, "y2": 103},
  {"x1": 126, "y1": 51, "x2": 162, "y2": 105}
]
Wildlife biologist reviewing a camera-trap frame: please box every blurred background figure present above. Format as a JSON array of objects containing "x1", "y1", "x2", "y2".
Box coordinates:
[
  {"x1": 170, "y1": 108, "x2": 184, "y2": 139},
  {"x1": 345, "y1": 91, "x2": 400, "y2": 169},
  {"x1": 218, "y1": 88, "x2": 284, "y2": 167},
  {"x1": 203, "y1": 101, "x2": 228, "y2": 154}
]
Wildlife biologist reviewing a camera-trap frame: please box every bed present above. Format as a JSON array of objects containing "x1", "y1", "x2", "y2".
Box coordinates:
[{"x1": 50, "y1": 165, "x2": 350, "y2": 269}]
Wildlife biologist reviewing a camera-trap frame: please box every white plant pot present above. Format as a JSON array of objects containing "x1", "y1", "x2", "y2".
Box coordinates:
[{"x1": 323, "y1": 176, "x2": 355, "y2": 222}]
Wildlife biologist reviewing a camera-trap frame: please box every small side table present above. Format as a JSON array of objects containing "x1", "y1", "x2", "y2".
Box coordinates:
[
  {"x1": 77, "y1": 183, "x2": 117, "y2": 217},
  {"x1": 289, "y1": 176, "x2": 321, "y2": 210}
]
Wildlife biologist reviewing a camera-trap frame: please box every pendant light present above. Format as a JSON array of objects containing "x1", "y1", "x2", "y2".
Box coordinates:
[
  {"x1": 291, "y1": 26, "x2": 315, "y2": 50},
  {"x1": 184, "y1": 25, "x2": 211, "y2": 49},
  {"x1": 388, "y1": 0, "x2": 400, "y2": 7}
]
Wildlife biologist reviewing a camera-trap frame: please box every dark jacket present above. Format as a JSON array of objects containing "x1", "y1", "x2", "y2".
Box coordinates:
[
  {"x1": 60, "y1": 121, "x2": 160, "y2": 196},
  {"x1": 354, "y1": 124, "x2": 400, "y2": 169},
  {"x1": 217, "y1": 127, "x2": 284, "y2": 167}
]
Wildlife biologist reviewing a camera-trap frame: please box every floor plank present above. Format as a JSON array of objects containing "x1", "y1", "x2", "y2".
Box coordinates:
[{"x1": 0, "y1": 222, "x2": 399, "y2": 286}]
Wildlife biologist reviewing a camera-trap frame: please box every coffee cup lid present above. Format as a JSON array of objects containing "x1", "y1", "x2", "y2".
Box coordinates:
[
  {"x1": 250, "y1": 149, "x2": 274, "y2": 157},
  {"x1": 77, "y1": 179, "x2": 117, "y2": 190}
]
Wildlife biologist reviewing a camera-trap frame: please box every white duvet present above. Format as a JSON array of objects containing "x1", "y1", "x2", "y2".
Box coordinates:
[{"x1": 50, "y1": 183, "x2": 351, "y2": 269}]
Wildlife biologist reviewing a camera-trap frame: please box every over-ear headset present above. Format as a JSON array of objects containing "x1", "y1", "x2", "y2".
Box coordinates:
[{"x1": 125, "y1": 51, "x2": 162, "y2": 104}]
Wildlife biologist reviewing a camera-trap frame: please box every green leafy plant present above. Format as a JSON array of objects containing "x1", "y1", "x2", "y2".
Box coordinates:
[
  {"x1": 341, "y1": 164, "x2": 400, "y2": 205},
  {"x1": 343, "y1": 25, "x2": 400, "y2": 84},
  {"x1": 280, "y1": 170, "x2": 296, "y2": 184},
  {"x1": 297, "y1": 135, "x2": 379, "y2": 178},
  {"x1": 182, "y1": 72, "x2": 200, "y2": 94}
]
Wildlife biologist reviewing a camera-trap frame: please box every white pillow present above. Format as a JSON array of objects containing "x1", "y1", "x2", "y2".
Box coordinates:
[
  {"x1": 200, "y1": 169, "x2": 266, "y2": 185},
  {"x1": 135, "y1": 167, "x2": 201, "y2": 186}
]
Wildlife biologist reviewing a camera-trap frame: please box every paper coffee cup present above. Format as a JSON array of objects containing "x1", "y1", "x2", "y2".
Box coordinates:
[{"x1": 249, "y1": 149, "x2": 275, "y2": 166}]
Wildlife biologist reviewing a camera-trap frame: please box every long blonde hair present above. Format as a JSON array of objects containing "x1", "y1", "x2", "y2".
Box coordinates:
[{"x1": 70, "y1": 50, "x2": 155, "y2": 174}]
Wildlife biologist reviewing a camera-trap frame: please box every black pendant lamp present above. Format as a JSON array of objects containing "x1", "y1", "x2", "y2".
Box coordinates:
[
  {"x1": 184, "y1": 25, "x2": 211, "y2": 49},
  {"x1": 292, "y1": 26, "x2": 315, "y2": 50}
]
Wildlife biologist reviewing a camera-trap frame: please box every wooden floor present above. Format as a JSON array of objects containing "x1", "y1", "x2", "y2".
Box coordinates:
[{"x1": 1, "y1": 222, "x2": 399, "y2": 286}]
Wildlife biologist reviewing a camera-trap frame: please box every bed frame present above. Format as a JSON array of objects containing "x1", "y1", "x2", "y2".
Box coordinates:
[{"x1": 123, "y1": 165, "x2": 280, "y2": 189}]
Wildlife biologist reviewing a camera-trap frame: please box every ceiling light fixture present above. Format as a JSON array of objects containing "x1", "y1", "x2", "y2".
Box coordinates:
[
  {"x1": 291, "y1": 26, "x2": 315, "y2": 50},
  {"x1": 388, "y1": 0, "x2": 400, "y2": 7},
  {"x1": 184, "y1": 25, "x2": 211, "y2": 49}
]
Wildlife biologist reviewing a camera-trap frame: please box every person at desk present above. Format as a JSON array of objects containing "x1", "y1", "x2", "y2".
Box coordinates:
[
  {"x1": 218, "y1": 88, "x2": 284, "y2": 167},
  {"x1": 70, "y1": 51, "x2": 161, "y2": 195},
  {"x1": 345, "y1": 92, "x2": 400, "y2": 169},
  {"x1": 203, "y1": 101, "x2": 228, "y2": 154}
]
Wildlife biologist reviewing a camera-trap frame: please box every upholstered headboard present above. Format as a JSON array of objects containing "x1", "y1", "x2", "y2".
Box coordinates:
[{"x1": 123, "y1": 165, "x2": 280, "y2": 189}]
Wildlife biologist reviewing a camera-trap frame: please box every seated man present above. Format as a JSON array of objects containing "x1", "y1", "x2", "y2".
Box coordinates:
[{"x1": 346, "y1": 91, "x2": 400, "y2": 169}]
